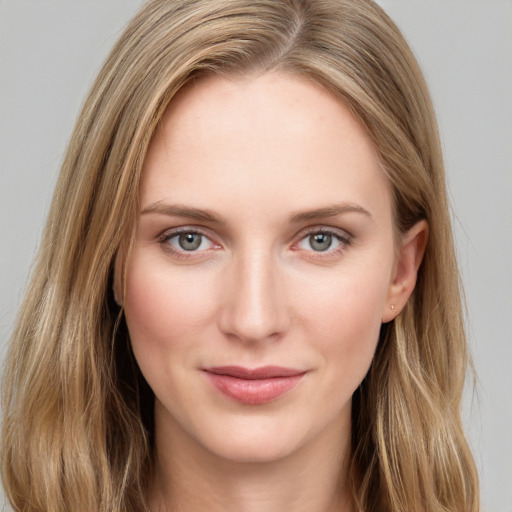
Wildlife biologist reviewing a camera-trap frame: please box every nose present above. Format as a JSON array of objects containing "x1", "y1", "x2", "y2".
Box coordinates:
[{"x1": 218, "y1": 250, "x2": 290, "y2": 343}]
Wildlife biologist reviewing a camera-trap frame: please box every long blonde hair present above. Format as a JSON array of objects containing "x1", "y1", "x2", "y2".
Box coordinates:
[{"x1": 2, "y1": 0, "x2": 479, "y2": 511}]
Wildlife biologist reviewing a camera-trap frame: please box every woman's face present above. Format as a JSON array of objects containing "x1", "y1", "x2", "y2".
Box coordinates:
[{"x1": 121, "y1": 72, "x2": 410, "y2": 463}]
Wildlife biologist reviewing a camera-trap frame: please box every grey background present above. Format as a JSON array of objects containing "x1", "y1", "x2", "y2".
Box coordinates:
[{"x1": 0, "y1": 1, "x2": 510, "y2": 511}]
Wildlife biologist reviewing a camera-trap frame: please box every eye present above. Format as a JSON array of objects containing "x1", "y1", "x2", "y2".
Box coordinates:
[
  {"x1": 160, "y1": 229, "x2": 218, "y2": 254},
  {"x1": 295, "y1": 229, "x2": 350, "y2": 253},
  {"x1": 306, "y1": 232, "x2": 335, "y2": 252},
  {"x1": 175, "y1": 232, "x2": 204, "y2": 251}
]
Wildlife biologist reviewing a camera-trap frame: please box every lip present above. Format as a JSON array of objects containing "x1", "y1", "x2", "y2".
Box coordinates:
[{"x1": 202, "y1": 366, "x2": 307, "y2": 405}]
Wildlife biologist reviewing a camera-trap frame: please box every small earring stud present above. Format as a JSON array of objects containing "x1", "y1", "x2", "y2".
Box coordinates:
[{"x1": 390, "y1": 304, "x2": 396, "y2": 310}]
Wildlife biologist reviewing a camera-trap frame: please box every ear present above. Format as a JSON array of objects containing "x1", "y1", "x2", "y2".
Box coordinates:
[{"x1": 382, "y1": 220, "x2": 429, "y2": 323}]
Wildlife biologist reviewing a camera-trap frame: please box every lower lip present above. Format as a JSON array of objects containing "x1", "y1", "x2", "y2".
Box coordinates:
[{"x1": 204, "y1": 372, "x2": 305, "y2": 405}]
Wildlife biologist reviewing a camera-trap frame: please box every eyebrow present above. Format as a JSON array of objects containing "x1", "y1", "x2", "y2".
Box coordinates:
[
  {"x1": 289, "y1": 203, "x2": 374, "y2": 223},
  {"x1": 140, "y1": 201, "x2": 373, "y2": 224},
  {"x1": 141, "y1": 202, "x2": 224, "y2": 224}
]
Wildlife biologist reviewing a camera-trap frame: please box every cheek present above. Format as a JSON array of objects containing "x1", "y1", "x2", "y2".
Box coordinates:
[
  {"x1": 294, "y1": 265, "x2": 391, "y2": 385},
  {"x1": 122, "y1": 256, "x2": 218, "y2": 363},
  {"x1": 296, "y1": 263, "x2": 390, "y2": 329}
]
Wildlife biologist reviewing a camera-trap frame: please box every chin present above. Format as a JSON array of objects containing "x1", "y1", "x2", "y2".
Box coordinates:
[
  {"x1": 202, "y1": 428, "x2": 305, "y2": 464},
  {"x1": 187, "y1": 404, "x2": 349, "y2": 466}
]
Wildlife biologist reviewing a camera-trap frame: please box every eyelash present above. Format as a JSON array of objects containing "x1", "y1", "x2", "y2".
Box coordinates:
[
  {"x1": 293, "y1": 228, "x2": 352, "y2": 257},
  {"x1": 158, "y1": 227, "x2": 220, "y2": 260},
  {"x1": 158, "y1": 226, "x2": 352, "y2": 259}
]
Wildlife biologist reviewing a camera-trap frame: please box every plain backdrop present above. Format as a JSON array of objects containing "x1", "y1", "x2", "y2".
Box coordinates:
[{"x1": 0, "y1": 1, "x2": 511, "y2": 511}]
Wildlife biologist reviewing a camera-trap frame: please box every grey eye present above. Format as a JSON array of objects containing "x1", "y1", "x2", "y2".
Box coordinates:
[
  {"x1": 178, "y1": 233, "x2": 203, "y2": 251},
  {"x1": 309, "y1": 233, "x2": 333, "y2": 251}
]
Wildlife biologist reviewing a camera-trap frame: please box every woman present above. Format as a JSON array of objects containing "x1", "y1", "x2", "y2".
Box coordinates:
[{"x1": 1, "y1": 0, "x2": 479, "y2": 511}]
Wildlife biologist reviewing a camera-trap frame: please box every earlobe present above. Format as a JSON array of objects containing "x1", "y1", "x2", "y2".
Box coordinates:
[{"x1": 382, "y1": 220, "x2": 429, "y2": 323}]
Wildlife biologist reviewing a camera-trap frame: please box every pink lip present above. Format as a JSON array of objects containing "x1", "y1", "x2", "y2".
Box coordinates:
[{"x1": 203, "y1": 366, "x2": 306, "y2": 405}]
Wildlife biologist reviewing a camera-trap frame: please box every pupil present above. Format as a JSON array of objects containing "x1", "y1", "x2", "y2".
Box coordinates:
[
  {"x1": 179, "y1": 233, "x2": 201, "y2": 250},
  {"x1": 310, "y1": 233, "x2": 332, "y2": 251}
]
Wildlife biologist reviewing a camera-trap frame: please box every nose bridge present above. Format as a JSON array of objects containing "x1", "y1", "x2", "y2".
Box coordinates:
[{"x1": 219, "y1": 245, "x2": 288, "y2": 342}]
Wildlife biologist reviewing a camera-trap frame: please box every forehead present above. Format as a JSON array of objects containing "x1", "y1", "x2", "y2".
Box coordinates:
[{"x1": 140, "y1": 72, "x2": 391, "y2": 223}]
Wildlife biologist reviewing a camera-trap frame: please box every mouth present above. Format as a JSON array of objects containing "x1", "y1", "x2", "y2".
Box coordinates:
[{"x1": 202, "y1": 366, "x2": 307, "y2": 405}]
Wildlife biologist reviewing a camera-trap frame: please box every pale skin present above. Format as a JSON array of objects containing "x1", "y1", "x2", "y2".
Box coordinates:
[{"x1": 116, "y1": 72, "x2": 427, "y2": 512}]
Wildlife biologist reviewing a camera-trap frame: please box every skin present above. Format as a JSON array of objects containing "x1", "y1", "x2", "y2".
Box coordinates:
[{"x1": 117, "y1": 72, "x2": 427, "y2": 512}]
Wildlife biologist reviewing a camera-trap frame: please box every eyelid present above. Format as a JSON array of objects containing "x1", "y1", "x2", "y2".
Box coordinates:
[
  {"x1": 158, "y1": 225, "x2": 213, "y2": 240},
  {"x1": 297, "y1": 225, "x2": 352, "y2": 242}
]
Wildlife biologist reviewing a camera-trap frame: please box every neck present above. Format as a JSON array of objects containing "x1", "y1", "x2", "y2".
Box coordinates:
[{"x1": 149, "y1": 405, "x2": 356, "y2": 512}]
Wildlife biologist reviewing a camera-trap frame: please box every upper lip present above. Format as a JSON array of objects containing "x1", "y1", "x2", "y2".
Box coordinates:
[{"x1": 202, "y1": 366, "x2": 306, "y2": 380}]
